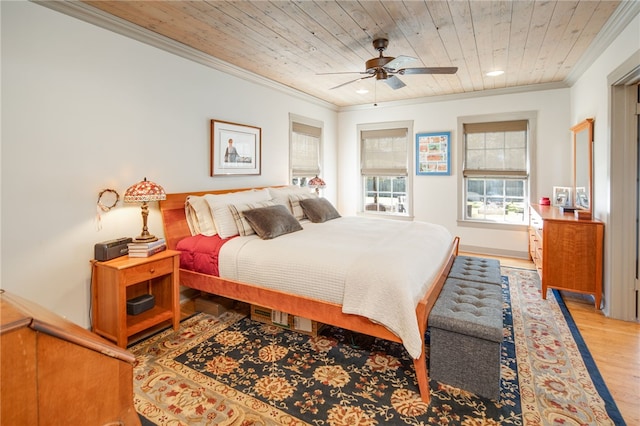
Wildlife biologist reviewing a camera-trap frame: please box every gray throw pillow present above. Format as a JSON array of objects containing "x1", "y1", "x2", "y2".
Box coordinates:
[
  {"x1": 298, "y1": 197, "x2": 341, "y2": 223},
  {"x1": 242, "y1": 204, "x2": 303, "y2": 239}
]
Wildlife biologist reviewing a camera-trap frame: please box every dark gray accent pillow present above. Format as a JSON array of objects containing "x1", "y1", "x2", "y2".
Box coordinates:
[
  {"x1": 298, "y1": 197, "x2": 341, "y2": 223},
  {"x1": 242, "y1": 204, "x2": 303, "y2": 239}
]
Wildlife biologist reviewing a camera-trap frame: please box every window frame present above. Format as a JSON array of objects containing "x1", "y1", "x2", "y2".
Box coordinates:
[
  {"x1": 358, "y1": 120, "x2": 414, "y2": 219},
  {"x1": 457, "y1": 112, "x2": 537, "y2": 230},
  {"x1": 289, "y1": 114, "x2": 323, "y2": 188}
]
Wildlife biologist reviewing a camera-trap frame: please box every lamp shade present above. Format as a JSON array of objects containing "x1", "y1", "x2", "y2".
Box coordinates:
[
  {"x1": 308, "y1": 175, "x2": 326, "y2": 195},
  {"x1": 308, "y1": 175, "x2": 326, "y2": 190},
  {"x1": 124, "y1": 178, "x2": 166, "y2": 203},
  {"x1": 124, "y1": 177, "x2": 166, "y2": 243}
]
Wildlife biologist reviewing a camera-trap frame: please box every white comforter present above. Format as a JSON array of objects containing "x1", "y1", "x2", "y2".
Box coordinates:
[{"x1": 219, "y1": 216, "x2": 452, "y2": 358}]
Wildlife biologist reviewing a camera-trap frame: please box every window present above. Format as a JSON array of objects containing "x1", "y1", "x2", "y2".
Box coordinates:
[
  {"x1": 359, "y1": 121, "x2": 412, "y2": 216},
  {"x1": 290, "y1": 115, "x2": 322, "y2": 188},
  {"x1": 460, "y1": 115, "x2": 534, "y2": 225}
]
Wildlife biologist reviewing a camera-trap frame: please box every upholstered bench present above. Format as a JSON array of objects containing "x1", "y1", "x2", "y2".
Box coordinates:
[
  {"x1": 447, "y1": 255, "x2": 502, "y2": 286},
  {"x1": 428, "y1": 275, "x2": 503, "y2": 400}
]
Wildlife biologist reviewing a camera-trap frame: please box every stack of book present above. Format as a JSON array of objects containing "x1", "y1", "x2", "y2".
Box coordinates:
[{"x1": 127, "y1": 238, "x2": 166, "y2": 258}]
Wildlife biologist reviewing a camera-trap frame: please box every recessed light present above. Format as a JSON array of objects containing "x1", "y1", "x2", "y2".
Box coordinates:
[
  {"x1": 486, "y1": 70, "x2": 504, "y2": 77},
  {"x1": 356, "y1": 88, "x2": 369, "y2": 94}
]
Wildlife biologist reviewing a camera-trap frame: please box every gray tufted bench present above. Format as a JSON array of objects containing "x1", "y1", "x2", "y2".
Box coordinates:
[
  {"x1": 448, "y1": 255, "x2": 502, "y2": 286},
  {"x1": 428, "y1": 258, "x2": 503, "y2": 400}
]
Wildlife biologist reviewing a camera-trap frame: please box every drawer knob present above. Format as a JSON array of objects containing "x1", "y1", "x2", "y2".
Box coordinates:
[{"x1": 149, "y1": 268, "x2": 155, "y2": 274}]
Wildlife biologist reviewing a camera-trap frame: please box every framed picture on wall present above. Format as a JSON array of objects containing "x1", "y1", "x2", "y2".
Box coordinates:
[
  {"x1": 416, "y1": 131, "x2": 451, "y2": 175},
  {"x1": 210, "y1": 119, "x2": 261, "y2": 176}
]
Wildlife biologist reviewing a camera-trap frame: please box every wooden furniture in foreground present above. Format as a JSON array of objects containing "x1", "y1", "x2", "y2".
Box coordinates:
[
  {"x1": 91, "y1": 250, "x2": 180, "y2": 348},
  {"x1": 0, "y1": 290, "x2": 140, "y2": 426},
  {"x1": 528, "y1": 204, "x2": 604, "y2": 308},
  {"x1": 159, "y1": 187, "x2": 459, "y2": 403}
]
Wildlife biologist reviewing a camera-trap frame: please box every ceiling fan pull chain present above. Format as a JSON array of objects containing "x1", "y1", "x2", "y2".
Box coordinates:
[{"x1": 374, "y1": 81, "x2": 378, "y2": 107}]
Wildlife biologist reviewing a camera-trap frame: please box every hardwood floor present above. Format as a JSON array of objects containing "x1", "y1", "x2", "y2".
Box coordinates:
[
  {"x1": 562, "y1": 293, "x2": 640, "y2": 425},
  {"x1": 175, "y1": 254, "x2": 640, "y2": 424}
]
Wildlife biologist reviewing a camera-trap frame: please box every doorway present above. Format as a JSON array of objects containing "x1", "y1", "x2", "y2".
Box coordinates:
[
  {"x1": 609, "y1": 64, "x2": 640, "y2": 321},
  {"x1": 637, "y1": 83, "x2": 640, "y2": 320}
]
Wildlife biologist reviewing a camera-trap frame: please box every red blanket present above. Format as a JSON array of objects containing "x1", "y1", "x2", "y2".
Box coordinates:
[{"x1": 176, "y1": 234, "x2": 235, "y2": 276}]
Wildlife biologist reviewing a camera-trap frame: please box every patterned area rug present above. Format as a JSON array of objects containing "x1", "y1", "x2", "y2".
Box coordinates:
[{"x1": 131, "y1": 267, "x2": 623, "y2": 425}]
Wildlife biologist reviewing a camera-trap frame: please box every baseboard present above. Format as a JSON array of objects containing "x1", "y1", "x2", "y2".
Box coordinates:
[{"x1": 459, "y1": 244, "x2": 529, "y2": 260}]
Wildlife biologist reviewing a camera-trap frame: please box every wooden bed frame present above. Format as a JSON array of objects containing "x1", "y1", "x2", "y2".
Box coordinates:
[{"x1": 159, "y1": 187, "x2": 459, "y2": 403}]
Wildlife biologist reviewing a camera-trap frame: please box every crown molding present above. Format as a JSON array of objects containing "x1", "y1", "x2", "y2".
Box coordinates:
[
  {"x1": 32, "y1": 0, "x2": 339, "y2": 112},
  {"x1": 565, "y1": 0, "x2": 640, "y2": 86},
  {"x1": 338, "y1": 81, "x2": 569, "y2": 112}
]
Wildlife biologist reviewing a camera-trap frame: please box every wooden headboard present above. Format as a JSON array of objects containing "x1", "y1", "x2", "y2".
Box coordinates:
[{"x1": 158, "y1": 186, "x2": 281, "y2": 250}]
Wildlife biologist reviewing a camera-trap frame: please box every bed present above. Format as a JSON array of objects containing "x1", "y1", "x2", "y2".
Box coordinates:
[{"x1": 159, "y1": 186, "x2": 459, "y2": 403}]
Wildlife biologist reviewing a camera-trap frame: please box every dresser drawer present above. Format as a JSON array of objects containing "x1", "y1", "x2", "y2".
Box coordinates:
[
  {"x1": 529, "y1": 209, "x2": 543, "y2": 230},
  {"x1": 120, "y1": 257, "x2": 174, "y2": 285}
]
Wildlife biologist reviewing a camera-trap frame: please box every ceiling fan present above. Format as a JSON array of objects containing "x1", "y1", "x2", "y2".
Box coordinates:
[{"x1": 321, "y1": 38, "x2": 458, "y2": 90}]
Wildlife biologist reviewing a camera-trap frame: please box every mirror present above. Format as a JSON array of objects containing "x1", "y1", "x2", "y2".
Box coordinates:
[{"x1": 571, "y1": 118, "x2": 593, "y2": 210}]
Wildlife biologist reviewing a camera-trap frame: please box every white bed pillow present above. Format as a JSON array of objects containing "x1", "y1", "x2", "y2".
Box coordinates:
[
  {"x1": 204, "y1": 189, "x2": 271, "y2": 238},
  {"x1": 185, "y1": 202, "x2": 200, "y2": 235},
  {"x1": 268, "y1": 186, "x2": 315, "y2": 214},
  {"x1": 185, "y1": 195, "x2": 217, "y2": 236}
]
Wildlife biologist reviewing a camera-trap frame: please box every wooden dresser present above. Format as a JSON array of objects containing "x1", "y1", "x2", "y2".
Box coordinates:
[
  {"x1": 528, "y1": 204, "x2": 604, "y2": 308},
  {"x1": 0, "y1": 290, "x2": 141, "y2": 426}
]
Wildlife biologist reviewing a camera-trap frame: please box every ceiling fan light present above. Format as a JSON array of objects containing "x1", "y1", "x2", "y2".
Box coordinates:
[{"x1": 486, "y1": 70, "x2": 504, "y2": 77}]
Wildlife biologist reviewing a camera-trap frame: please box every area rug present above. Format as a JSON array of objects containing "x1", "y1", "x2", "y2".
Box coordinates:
[{"x1": 130, "y1": 267, "x2": 624, "y2": 425}]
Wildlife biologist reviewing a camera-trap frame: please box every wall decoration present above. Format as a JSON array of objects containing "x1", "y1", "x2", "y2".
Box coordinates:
[
  {"x1": 210, "y1": 120, "x2": 261, "y2": 176},
  {"x1": 552, "y1": 186, "x2": 572, "y2": 207},
  {"x1": 416, "y1": 131, "x2": 451, "y2": 175},
  {"x1": 95, "y1": 188, "x2": 120, "y2": 230},
  {"x1": 97, "y1": 188, "x2": 120, "y2": 212}
]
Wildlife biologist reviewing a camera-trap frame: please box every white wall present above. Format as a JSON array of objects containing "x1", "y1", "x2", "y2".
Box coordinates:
[
  {"x1": 337, "y1": 89, "x2": 571, "y2": 256},
  {"x1": 571, "y1": 13, "x2": 639, "y2": 218},
  {"x1": 1, "y1": 1, "x2": 337, "y2": 327},
  {"x1": 570, "y1": 11, "x2": 640, "y2": 317}
]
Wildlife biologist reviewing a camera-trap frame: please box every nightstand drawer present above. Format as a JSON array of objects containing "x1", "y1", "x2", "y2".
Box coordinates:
[{"x1": 120, "y1": 257, "x2": 174, "y2": 285}]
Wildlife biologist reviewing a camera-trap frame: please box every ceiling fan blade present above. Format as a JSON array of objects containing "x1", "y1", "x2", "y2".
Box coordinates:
[
  {"x1": 330, "y1": 74, "x2": 374, "y2": 90},
  {"x1": 385, "y1": 75, "x2": 406, "y2": 90},
  {"x1": 384, "y1": 55, "x2": 417, "y2": 71},
  {"x1": 317, "y1": 71, "x2": 368, "y2": 75},
  {"x1": 399, "y1": 67, "x2": 458, "y2": 75}
]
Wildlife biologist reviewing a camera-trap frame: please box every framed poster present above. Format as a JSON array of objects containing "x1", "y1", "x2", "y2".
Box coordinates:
[
  {"x1": 416, "y1": 131, "x2": 451, "y2": 175},
  {"x1": 210, "y1": 119, "x2": 261, "y2": 176}
]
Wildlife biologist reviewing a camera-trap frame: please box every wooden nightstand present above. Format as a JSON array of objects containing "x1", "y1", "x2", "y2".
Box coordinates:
[{"x1": 91, "y1": 250, "x2": 180, "y2": 348}]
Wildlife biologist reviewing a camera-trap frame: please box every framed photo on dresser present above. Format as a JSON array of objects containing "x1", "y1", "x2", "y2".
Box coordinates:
[{"x1": 552, "y1": 186, "x2": 572, "y2": 207}]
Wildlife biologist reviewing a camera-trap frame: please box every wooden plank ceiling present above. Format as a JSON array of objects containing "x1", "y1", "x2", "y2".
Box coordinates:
[{"x1": 80, "y1": 0, "x2": 621, "y2": 107}]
